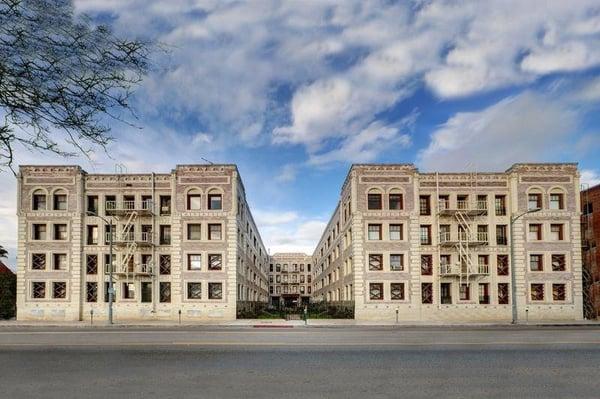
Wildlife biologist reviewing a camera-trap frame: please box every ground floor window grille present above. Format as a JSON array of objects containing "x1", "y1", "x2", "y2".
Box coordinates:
[
  {"x1": 390, "y1": 283, "x2": 404, "y2": 300},
  {"x1": 86, "y1": 282, "x2": 98, "y2": 302},
  {"x1": 421, "y1": 283, "x2": 433, "y2": 304},
  {"x1": 32, "y1": 281, "x2": 46, "y2": 299},
  {"x1": 86, "y1": 255, "x2": 98, "y2": 274},
  {"x1": 31, "y1": 253, "x2": 46, "y2": 270},
  {"x1": 53, "y1": 282, "x2": 67, "y2": 299},
  {"x1": 159, "y1": 255, "x2": 171, "y2": 275},
  {"x1": 421, "y1": 255, "x2": 433, "y2": 275},
  {"x1": 208, "y1": 254, "x2": 222, "y2": 270},
  {"x1": 531, "y1": 284, "x2": 544, "y2": 301},
  {"x1": 160, "y1": 282, "x2": 171, "y2": 303},
  {"x1": 368, "y1": 254, "x2": 383, "y2": 271},
  {"x1": 369, "y1": 283, "x2": 383, "y2": 300},
  {"x1": 552, "y1": 284, "x2": 566, "y2": 301},
  {"x1": 209, "y1": 282, "x2": 223, "y2": 299},
  {"x1": 187, "y1": 282, "x2": 202, "y2": 299},
  {"x1": 551, "y1": 255, "x2": 566, "y2": 272},
  {"x1": 497, "y1": 255, "x2": 509, "y2": 276},
  {"x1": 498, "y1": 283, "x2": 509, "y2": 304}
]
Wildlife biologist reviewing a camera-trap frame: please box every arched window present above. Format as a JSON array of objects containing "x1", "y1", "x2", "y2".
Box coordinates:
[
  {"x1": 367, "y1": 188, "x2": 383, "y2": 210},
  {"x1": 32, "y1": 189, "x2": 46, "y2": 211},
  {"x1": 186, "y1": 188, "x2": 202, "y2": 210},
  {"x1": 53, "y1": 189, "x2": 67, "y2": 211},
  {"x1": 388, "y1": 188, "x2": 404, "y2": 210},
  {"x1": 207, "y1": 188, "x2": 223, "y2": 210}
]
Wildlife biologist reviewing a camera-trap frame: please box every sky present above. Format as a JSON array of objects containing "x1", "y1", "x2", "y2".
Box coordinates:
[{"x1": 2, "y1": 0, "x2": 600, "y2": 270}]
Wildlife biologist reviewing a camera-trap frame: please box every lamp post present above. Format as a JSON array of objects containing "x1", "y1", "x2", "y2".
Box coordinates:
[
  {"x1": 509, "y1": 207, "x2": 541, "y2": 324},
  {"x1": 86, "y1": 211, "x2": 114, "y2": 325}
]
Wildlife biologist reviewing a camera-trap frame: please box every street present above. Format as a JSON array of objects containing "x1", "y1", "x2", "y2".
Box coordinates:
[{"x1": 0, "y1": 326, "x2": 599, "y2": 398}]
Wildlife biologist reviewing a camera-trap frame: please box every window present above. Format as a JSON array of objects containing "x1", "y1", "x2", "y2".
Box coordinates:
[
  {"x1": 32, "y1": 281, "x2": 46, "y2": 299},
  {"x1": 31, "y1": 253, "x2": 46, "y2": 270},
  {"x1": 54, "y1": 224, "x2": 67, "y2": 240},
  {"x1": 530, "y1": 254, "x2": 543, "y2": 271},
  {"x1": 551, "y1": 254, "x2": 566, "y2": 271},
  {"x1": 369, "y1": 283, "x2": 383, "y2": 300},
  {"x1": 187, "y1": 191, "x2": 202, "y2": 210},
  {"x1": 105, "y1": 195, "x2": 116, "y2": 213},
  {"x1": 368, "y1": 192, "x2": 382, "y2": 210},
  {"x1": 104, "y1": 282, "x2": 111, "y2": 302},
  {"x1": 419, "y1": 195, "x2": 431, "y2": 215},
  {"x1": 528, "y1": 224, "x2": 542, "y2": 240},
  {"x1": 530, "y1": 283, "x2": 544, "y2": 301},
  {"x1": 32, "y1": 224, "x2": 46, "y2": 240},
  {"x1": 53, "y1": 254, "x2": 67, "y2": 271},
  {"x1": 32, "y1": 191, "x2": 46, "y2": 210},
  {"x1": 528, "y1": 193, "x2": 542, "y2": 210},
  {"x1": 368, "y1": 254, "x2": 383, "y2": 271},
  {"x1": 123, "y1": 282, "x2": 135, "y2": 299},
  {"x1": 368, "y1": 224, "x2": 382, "y2": 240},
  {"x1": 438, "y1": 195, "x2": 449, "y2": 210},
  {"x1": 552, "y1": 283, "x2": 566, "y2": 301},
  {"x1": 208, "y1": 224, "x2": 222, "y2": 240},
  {"x1": 457, "y1": 195, "x2": 468, "y2": 210},
  {"x1": 390, "y1": 283, "x2": 404, "y2": 300},
  {"x1": 208, "y1": 254, "x2": 222, "y2": 270},
  {"x1": 497, "y1": 255, "x2": 509, "y2": 276},
  {"x1": 498, "y1": 283, "x2": 509, "y2": 304},
  {"x1": 159, "y1": 255, "x2": 171, "y2": 275},
  {"x1": 421, "y1": 283, "x2": 433, "y2": 304},
  {"x1": 188, "y1": 254, "x2": 202, "y2": 271},
  {"x1": 477, "y1": 195, "x2": 487, "y2": 210},
  {"x1": 187, "y1": 282, "x2": 202, "y2": 299},
  {"x1": 86, "y1": 254, "x2": 98, "y2": 274},
  {"x1": 52, "y1": 282, "x2": 67, "y2": 299},
  {"x1": 550, "y1": 224, "x2": 564, "y2": 241},
  {"x1": 160, "y1": 196, "x2": 171, "y2": 215},
  {"x1": 390, "y1": 254, "x2": 404, "y2": 271},
  {"x1": 208, "y1": 282, "x2": 223, "y2": 299},
  {"x1": 549, "y1": 193, "x2": 564, "y2": 210},
  {"x1": 495, "y1": 195, "x2": 506, "y2": 216},
  {"x1": 420, "y1": 225, "x2": 431, "y2": 245},
  {"x1": 389, "y1": 193, "x2": 403, "y2": 210},
  {"x1": 389, "y1": 224, "x2": 403, "y2": 240},
  {"x1": 159, "y1": 225, "x2": 171, "y2": 245},
  {"x1": 459, "y1": 283, "x2": 470, "y2": 300},
  {"x1": 187, "y1": 224, "x2": 202, "y2": 240},
  {"x1": 496, "y1": 225, "x2": 507, "y2": 245},
  {"x1": 53, "y1": 191, "x2": 67, "y2": 210},
  {"x1": 421, "y1": 255, "x2": 433, "y2": 275},
  {"x1": 160, "y1": 282, "x2": 171, "y2": 303},
  {"x1": 87, "y1": 225, "x2": 98, "y2": 245},
  {"x1": 441, "y1": 283, "x2": 452, "y2": 304},
  {"x1": 87, "y1": 195, "x2": 98, "y2": 214},
  {"x1": 208, "y1": 193, "x2": 222, "y2": 210},
  {"x1": 86, "y1": 282, "x2": 97, "y2": 302},
  {"x1": 141, "y1": 282, "x2": 152, "y2": 303},
  {"x1": 583, "y1": 202, "x2": 593, "y2": 215},
  {"x1": 479, "y1": 283, "x2": 490, "y2": 304}
]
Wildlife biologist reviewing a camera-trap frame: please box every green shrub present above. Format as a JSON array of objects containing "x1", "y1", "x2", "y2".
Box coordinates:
[{"x1": 0, "y1": 274, "x2": 16, "y2": 319}]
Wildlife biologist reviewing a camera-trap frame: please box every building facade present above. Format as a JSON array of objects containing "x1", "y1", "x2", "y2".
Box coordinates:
[
  {"x1": 268, "y1": 253, "x2": 312, "y2": 308},
  {"x1": 581, "y1": 184, "x2": 600, "y2": 319},
  {"x1": 16, "y1": 164, "x2": 268, "y2": 322},
  {"x1": 312, "y1": 163, "x2": 584, "y2": 322}
]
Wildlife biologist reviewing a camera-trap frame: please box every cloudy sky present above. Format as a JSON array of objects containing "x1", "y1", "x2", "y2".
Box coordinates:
[{"x1": 2, "y1": 0, "x2": 600, "y2": 269}]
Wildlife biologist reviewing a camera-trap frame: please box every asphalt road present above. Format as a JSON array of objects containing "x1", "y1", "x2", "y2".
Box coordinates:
[{"x1": 0, "y1": 326, "x2": 599, "y2": 398}]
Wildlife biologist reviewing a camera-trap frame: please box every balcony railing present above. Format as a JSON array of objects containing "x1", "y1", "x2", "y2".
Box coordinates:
[
  {"x1": 477, "y1": 264, "x2": 490, "y2": 274},
  {"x1": 105, "y1": 231, "x2": 153, "y2": 245},
  {"x1": 105, "y1": 200, "x2": 154, "y2": 215}
]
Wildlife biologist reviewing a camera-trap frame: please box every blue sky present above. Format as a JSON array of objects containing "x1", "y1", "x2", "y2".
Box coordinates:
[{"x1": 2, "y1": 0, "x2": 600, "y2": 268}]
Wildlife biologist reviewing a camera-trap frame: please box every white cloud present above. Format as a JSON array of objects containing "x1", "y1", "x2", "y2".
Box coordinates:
[
  {"x1": 252, "y1": 210, "x2": 299, "y2": 226},
  {"x1": 275, "y1": 164, "x2": 297, "y2": 183},
  {"x1": 581, "y1": 169, "x2": 600, "y2": 188},
  {"x1": 260, "y1": 219, "x2": 327, "y2": 255}
]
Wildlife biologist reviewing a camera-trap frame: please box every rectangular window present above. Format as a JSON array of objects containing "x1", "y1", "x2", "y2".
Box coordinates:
[
  {"x1": 187, "y1": 224, "x2": 202, "y2": 240},
  {"x1": 420, "y1": 225, "x2": 431, "y2": 245},
  {"x1": 159, "y1": 225, "x2": 171, "y2": 245},
  {"x1": 390, "y1": 283, "x2": 405, "y2": 300},
  {"x1": 530, "y1": 254, "x2": 543, "y2": 271},
  {"x1": 208, "y1": 282, "x2": 223, "y2": 299},
  {"x1": 123, "y1": 282, "x2": 135, "y2": 299},
  {"x1": 441, "y1": 283, "x2": 452, "y2": 304},
  {"x1": 389, "y1": 224, "x2": 403, "y2": 240},
  {"x1": 53, "y1": 253, "x2": 67, "y2": 271},
  {"x1": 33, "y1": 193, "x2": 46, "y2": 210},
  {"x1": 389, "y1": 193, "x2": 403, "y2": 210},
  {"x1": 477, "y1": 195, "x2": 487, "y2": 210},
  {"x1": 32, "y1": 224, "x2": 46, "y2": 240},
  {"x1": 208, "y1": 224, "x2": 222, "y2": 240},
  {"x1": 551, "y1": 254, "x2": 566, "y2": 271},
  {"x1": 86, "y1": 254, "x2": 98, "y2": 274},
  {"x1": 421, "y1": 255, "x2": 433, "y2": 276},
  {"x1": 208, "y1": 254, "x2": 222, "y2": 270},
  {"x1": 495, "y1": 195, "x2": 506, "y2": 216},
  {"x1": 160, "y1": 282, "x2": 171, "y2": 303},
  {"x1": 368, "y1": 224, "x2": 382, "y2": 240},
  {"x1": 160, "y1": 195, "x2": 171, "y2": 215},
  {"x1": 496, "y1": 225, "x2": 507, "y2": 245},
  {"x1": 552, "y1": 283, "x2": 566, "y2": 301},
  {"x1": 32, "y1": 281, "x2": 46, "y2": 299},
  {"x1": 528, "y1": 193, "x2": 542, "y2": 210},
  {"x1": 369, "y1": 283, "x2": 383, "y2": 300},
  {"x1": 159, "y1": 255, "x2": 171, "y2": 275},
  {"x1": 208, "y1": 194, "x2": 222, "y2": 210},
  {"x1": 187, "y1": 194, "x2": 201, "y2": 210},
  {"x1": 187, "y1": 282, "x2": 202, "y2": 299},
  {"x1": 421, "y1": 283, "x2": 433, "y2": 304},
  {"x1": 54, "y1": 224, "x2": 67, "y2": 240},
  {"x1": 188, "y1": 254, "x2": 202, "y2": 271},
  {"x1": 438, "y1": 195, "x2": 449, "y2": 210},
  {"x1": 419, "y1": 195, "x2": 431, "y2": 215},
  {"x1": 528, "y1": 224, "x2": 542, "y2": 240},
  {"x1": 457, "y1": 195, "x2": 468, "y2": 210},
  {"x1": 531, "y1": 283, "x2": 544, "y2": 301},
  {"x1": 31, "y1": 253, "x2": 46, "y2": 270},
  {"x1": 105, "y1": 195, "x2": 116, "y2": 213},
  {"x1": 479, "y1": 283, "x2": 490, "y2": 304},
  {"x1": 368, "y1": 254, "x2": 383, "y2": 271},
  {"x1": 87, "y1": 225, "x2": 98, "y2": 245},
  {"x1": 550, "y1": 224, "x2": 564, "y2": 241},
  {"x1": 498, "y1": 283, "x2": 509, "y2": 304},
  {"x1": 497, "y1": 255, "x2": 509, "y2": 276},
  {"x1": 87, "y1": 195, "x2": 98, "y2": 214},
  {"x1": 141, "y1": 282, "x2": 152, "y2": 303},
  {"x1": 54, "y1": 194, "x2": 67, "y2": 210},
  {"x1": 86, "y1": 282, "x2": 97, "y2": 303},
  {"x1": 52, "y1": 281, "x2": 67, "y2": 299},
  {"x1": 549, "y1": 193, "x2": 564, "y2": 210},
  {"x1": 390, "y1": 254, "x2": 404, "y2": 271},
  {"x1": 459, "y1": 283, "x2": 470, "y2": 300},
  {"x1": 368, "y1": 193, "x2": 382, "y2": 210}
]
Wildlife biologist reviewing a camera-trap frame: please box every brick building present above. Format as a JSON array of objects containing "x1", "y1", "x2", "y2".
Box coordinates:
[
  {"x1": 268, "y1": 253, "x2": 312, "y2": 307},
  {"x1": 581, "y1": 184, "x2": 600, "y2": 319}
]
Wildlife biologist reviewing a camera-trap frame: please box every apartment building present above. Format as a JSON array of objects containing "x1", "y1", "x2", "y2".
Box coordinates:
[
  {"x1": 16, "y1": 164, "x2": 269, "y2": 322},
  {"x1": 581, "y1": 184, "x2": 600, "y2": 319},
  {"x1": 312, "y1": 163, "x2": 583, "y2": 322},
  {"x1": 268, "y1": 253, "x2": 312, "y2": 307}
]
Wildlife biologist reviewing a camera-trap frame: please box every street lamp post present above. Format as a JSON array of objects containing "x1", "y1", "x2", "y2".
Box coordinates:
[
  {"x1": 509, "y1": 207, "x2": 541, "y2": 324},
  {"x1": 86, "y1": 211, "x2": 114, "y2": 325}
]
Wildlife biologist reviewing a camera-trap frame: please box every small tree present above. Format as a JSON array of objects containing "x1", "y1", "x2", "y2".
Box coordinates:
[{"x1": 0, "y1": 0, "x2": 152, "y2": 172}]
